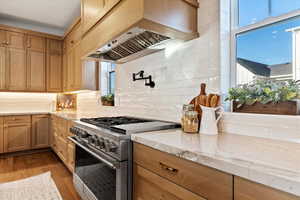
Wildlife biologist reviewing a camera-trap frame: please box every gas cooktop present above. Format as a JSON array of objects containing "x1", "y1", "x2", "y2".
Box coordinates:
[{"x1": 79, "y1": 116, "x2": 180, "y2": 134}]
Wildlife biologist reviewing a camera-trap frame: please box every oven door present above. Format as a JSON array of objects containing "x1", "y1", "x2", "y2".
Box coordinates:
[{"x1": 69, "y1": 137, "x2": 128, "y2": 200}]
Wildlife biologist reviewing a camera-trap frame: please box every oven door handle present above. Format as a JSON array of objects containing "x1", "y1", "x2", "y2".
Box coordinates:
[{"x1": 68, "y1": 136, "x2": 119, "y2": 169}]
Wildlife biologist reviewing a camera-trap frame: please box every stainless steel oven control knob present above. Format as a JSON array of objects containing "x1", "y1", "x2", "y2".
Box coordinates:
[
  {"x1": 98, "y1": 138, "x2": 105, "y2": 149},
  {"x1": 106, "y1": 142, "x2": 118, "y2": 152},
  {"x1": 80, "y1": 130, "x2": 89, "y2": 138}
]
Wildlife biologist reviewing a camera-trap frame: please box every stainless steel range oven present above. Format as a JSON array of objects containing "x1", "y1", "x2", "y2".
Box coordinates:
[
  {"x1": 69, "y1": 137, "x2": 128, "y2": 200},
  {"x1": 69, "y1": 116, "x2": 180, "y2": 200}
]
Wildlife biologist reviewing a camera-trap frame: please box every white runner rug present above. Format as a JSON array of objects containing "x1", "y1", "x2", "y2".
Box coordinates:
[{"x1": 0, "y1": 172, "x2": 63, "y2": 200}]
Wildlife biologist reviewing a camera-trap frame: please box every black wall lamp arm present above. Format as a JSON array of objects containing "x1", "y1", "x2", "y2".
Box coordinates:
[{"x1": 133, "y1": 70, "x2": 155, "y2": 88}]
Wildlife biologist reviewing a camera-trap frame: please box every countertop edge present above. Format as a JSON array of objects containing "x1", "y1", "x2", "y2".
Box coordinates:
[{"x1": 131, "y1": 134, "x2": 300, "y2": 197}]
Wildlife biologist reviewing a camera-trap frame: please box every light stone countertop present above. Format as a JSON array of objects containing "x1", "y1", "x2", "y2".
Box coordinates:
[
  {"x1": 131, "y1": 129, "x2": 300, "y2": 197},
  {"x1": 0, "y1": 111, "x2": 50, "y2": 116}
]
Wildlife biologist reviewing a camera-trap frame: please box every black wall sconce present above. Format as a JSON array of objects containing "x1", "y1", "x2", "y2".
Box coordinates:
[{"x1": 133, "y1": 70, "x2": 155, "y2": 88}]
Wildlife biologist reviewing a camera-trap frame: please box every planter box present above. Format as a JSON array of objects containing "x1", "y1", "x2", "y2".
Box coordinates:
[
  {"x1": 101, "y1": 101, "x2": 114, "y2": 106},
  {"x1": 232, "y1": 101, "x2": 300, "y2": 115}
]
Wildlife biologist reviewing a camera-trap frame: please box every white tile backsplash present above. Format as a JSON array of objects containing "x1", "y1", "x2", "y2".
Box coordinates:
[
  {"x1": 0, "y1": 92, "x2": 56, "y2": 112},
  {"x1": 219, "y1": 112, "x2": 300, "y2": 142}
]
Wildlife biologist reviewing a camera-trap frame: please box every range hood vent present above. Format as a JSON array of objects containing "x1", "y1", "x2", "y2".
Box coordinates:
[{"x1": 88, "y1": 29, "x2": 170, "y2": 62}]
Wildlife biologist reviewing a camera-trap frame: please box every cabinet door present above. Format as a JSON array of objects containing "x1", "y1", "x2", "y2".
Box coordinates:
[
  {"x1": 57, "y1": 136, "x2": 67, "y2": 162},
  {"x1": 3, "y1": 123, "x2": 31, "y2": 153},
  {"x1": 81, "y1": 0, "x2": 121, "y2": 35},
  {"x1": 7, "y1": 48, "x2": 27, "y2": 91},
  {"x1": 234, "y1": 177, "x2": 300, "y2": 200},
  {"x1": 47, "y1": 39, "x2": 62, "y2": 55},
  {"x1": 0, "y1": 118, "x2": 3, "y2": 153},
  {"x1": 62, "y1": 52, "x2": 68, "y2": 91},
  {"x1": 133, "y1": 164, "x2": 206, "y2": 200},
  {"x1": 0, "y1": 46, "x2": 6, "y2": 90},
  {"x1": 32, "y1": 115, "x2": 50, "y2": 149},
  {"x1": 0, "y1": 30, "x2": 6, "y2": 46},
  {"x1": 67, "y1": 142, "x2": 75, "y2": 172},
  {"x1": 6, "y1": 31, "x2": 25, "y2": 49},
  {"x1": 27, "y1": 50, "x2": 46, "y2": 91},
  {"x1": 73, "y1": 42, "x2": 82, "y2": 90},
  {"x1": 27, "y1": 35, "x2": 46, "y2": 52},
  {"x1": 66, "y1": 49, "x2": 75, "y2": 90},
  {"x1": 47, "y1": 53, "x2": 62, "y2": 92}
]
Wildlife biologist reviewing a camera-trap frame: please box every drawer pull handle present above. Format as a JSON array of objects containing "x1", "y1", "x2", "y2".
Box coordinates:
[{"x1": 159, "y1": 162, "x2": 178, "y2": 174}]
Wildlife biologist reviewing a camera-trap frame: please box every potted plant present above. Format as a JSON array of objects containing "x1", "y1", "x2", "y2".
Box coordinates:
[
  {"x1": 101, "y1": 94, "x2": 115, "y2": 106},
  {"x1": 225, "y1": 79, "x2": 300, "y2": 115}
]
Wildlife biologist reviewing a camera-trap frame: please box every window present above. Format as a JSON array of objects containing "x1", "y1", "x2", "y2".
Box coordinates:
[
  {"x1": 233, "y1": 0, "x2": 300, "y2": 85},
  {"x1": 238, "y1": 0, "x2": 300, "y2": 27},
  {"x1": 101, "y1": 62, "x2": 116, "y2": 95}
]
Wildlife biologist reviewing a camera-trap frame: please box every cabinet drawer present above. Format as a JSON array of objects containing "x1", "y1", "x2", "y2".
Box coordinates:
[
  {"x1": 133, "y1": 143, "x2": 233, "y2": 200},
  {"x1": 134, "y1": 164, "x2": 206, "y2": 200},
  {"x1": 4, "y1": 115, "x2": 31, "y2": 124},
  {"x1": 234, "y1": 177, "x2": 300, "y2": 200},
  {"x1": 57, "y1": 136, "x2": 68, "y2": 161}
]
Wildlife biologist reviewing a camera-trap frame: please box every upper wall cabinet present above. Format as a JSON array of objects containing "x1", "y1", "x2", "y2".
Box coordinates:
[
  {"x1": 0, "y1": 25, "x2": 63, "y2": 93},
  {"x1": 47, "y1": 39, "x2": 63, "y2": 92},
  {"x1": 81, "y1": 0, "x2": 121, "y2": 36},
  {"x1": 81, "y1": 0, "x2": 199, "y2": 61},
  {"x1": 63, "y1": 20, "x2": 99, "y2": 92},
  {"x1": 26, "y1": 35, "x2": 46, "y2": 91}
]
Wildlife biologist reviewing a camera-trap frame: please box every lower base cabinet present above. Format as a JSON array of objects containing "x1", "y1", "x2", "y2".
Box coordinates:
[
  {"x1": 32, "y1": 115, "x2": 50, "y2": 149},
  {"x1": 133, "y1": 164, "x2": 206, "y2": 200},
  {"x1": 50, "y1": 115, "x2": 75, "y2": 173},
  {"x1": 3, "y1": 116, "x2": 31, "y2": 153},
  {"x1": 234, "y1": 177, "x2": 300, "y2": 200},
  {"x1": 133, "y1": 143, "x2": 233, "y2": 200}
]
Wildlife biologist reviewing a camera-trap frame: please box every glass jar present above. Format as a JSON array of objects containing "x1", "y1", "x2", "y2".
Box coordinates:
[
  {"x1": 183, "y1": 111, "x2": 199, "y2": 134},
  {"x1": 181, "y1": 104, "x2": 194, "y2": 129}
]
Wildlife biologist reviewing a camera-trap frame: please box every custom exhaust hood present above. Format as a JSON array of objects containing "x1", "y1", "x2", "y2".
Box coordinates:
[
  {"x1": 82, "y1": 0, "x2": 199, "y2": 63},
  {"x1": 88, "y1": 28, "x2": 173, "y2": 63}
]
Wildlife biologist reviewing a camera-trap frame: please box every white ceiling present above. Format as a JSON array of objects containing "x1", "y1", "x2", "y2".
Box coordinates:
[{"x1": 0, "y1": 0, "x2": 81, "y2": 36}]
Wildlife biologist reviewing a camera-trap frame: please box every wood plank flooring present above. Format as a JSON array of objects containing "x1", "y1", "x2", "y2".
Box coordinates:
[{"x1": 0, "y1": 150, "x2": 81, "y2": 200}]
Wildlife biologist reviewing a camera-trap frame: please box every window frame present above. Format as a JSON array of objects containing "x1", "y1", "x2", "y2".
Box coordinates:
[
  {"x1": 108, "y1": 70, "x2": 115, "y2": 94},
  {"x1": 230, "y1": 0, "x2": 300, "y2": 87}
]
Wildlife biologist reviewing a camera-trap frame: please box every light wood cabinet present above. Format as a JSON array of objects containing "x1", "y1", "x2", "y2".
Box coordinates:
[
  {"x1": 67, "y1": 142, "x2": 75, "y2": 172},
  {"x1": 0, "y1": 26, "x2": 63, "y2": 93},
  {"x1": 73, "y1": 42, "x2": 82, "y2": 90},
  {"x1": 7, "y1": 48, "x2": 27, "y2": 91},
  {"x1": 27, "y1": 49, "x2": 46, "y2": 91},
  {"x1": 27, "y1": 35, "x2": 46, "y2": 52},
  {"x1": 50, "y1": 115, "x2": 75, "y2": 173},
  {"x1": 134, "y1": 164, "x2": 206, "y2": 200},
  {"x1": 32, "y1": 115, "x2": 50, "y2": 149},
  {"x1": 0, "y1": 30, "x2": 6, "y2": 46},
  {"x1": 57, "y1": 136, "x2": 68, "y2": 162},
  {"x1": 6, "y1": 31, "x2": 26, "y2": 49},
  {"x1": 81, "y1": 0, "x2": 121, "y2": 35},
  {"x1": 234, "y1": 177, "x2": 300, "y2": 200},
  {"x1": 47, "y1": 39, "x2": 63, "y2": 55},
  {"x1": 0, "y1": 46, "x2": 6, "y2": 90},
  {"x1": 3, "y1": 116, "x2": 31, "y2": 153},
  {"x1": 46, "y1": 39, "x2": 62, "y2": 92},
  {"x1": 0, "y1": 118, "x2": 3, "y2": 153},
  {"x1": 134, "y1": 143, "x2": 233, "y2": 200}
]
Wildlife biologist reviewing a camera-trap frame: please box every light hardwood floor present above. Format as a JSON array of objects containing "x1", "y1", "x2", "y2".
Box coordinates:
[{"x1": 0, "y1": 150, "x2": 81, "y2": 200}]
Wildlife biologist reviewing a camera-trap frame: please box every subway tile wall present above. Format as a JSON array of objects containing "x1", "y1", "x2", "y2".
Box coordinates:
[
  {"x1": 219, "y1": 112, "x2": 300, "y2": 142},
  {"x1": 0, "y1": 92, "x2": 56, "y2": 112}
]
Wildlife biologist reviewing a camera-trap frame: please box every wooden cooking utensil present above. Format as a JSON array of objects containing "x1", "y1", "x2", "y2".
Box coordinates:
[{"x1": 190, "y1": 83, "x2": 207, "y2": 119}]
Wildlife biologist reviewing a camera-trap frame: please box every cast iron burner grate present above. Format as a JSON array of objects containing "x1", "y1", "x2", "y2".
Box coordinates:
[{"x1": 80, "y1": 116, "x2": 153, "y2": 134}]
